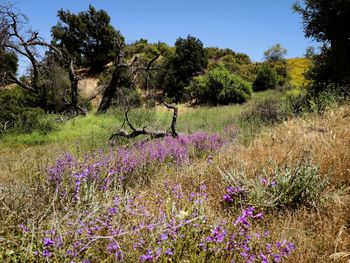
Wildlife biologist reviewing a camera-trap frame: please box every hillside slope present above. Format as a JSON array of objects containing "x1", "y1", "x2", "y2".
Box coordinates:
[{"x1": 287, "y1": 57, "x2": 311, "y2": 88}]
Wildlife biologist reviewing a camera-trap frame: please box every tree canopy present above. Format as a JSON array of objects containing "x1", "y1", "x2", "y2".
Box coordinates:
[
  {"x1": 293, "y1": 0, "x2": 350, "y2": 85},
  {"x1": 264, "y1": 44, "x2": 287, "y2": 62},
  {"x1": 51, "y1": 5, "x2": 124, "y2": 73},
  {"x1": 158, "y1": 35, "x2": 208, "y2": 102}
]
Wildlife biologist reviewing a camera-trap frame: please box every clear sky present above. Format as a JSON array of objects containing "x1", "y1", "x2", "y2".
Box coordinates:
[{"x1": 11, "y1": 0, "x2": 315, "y2": 62}]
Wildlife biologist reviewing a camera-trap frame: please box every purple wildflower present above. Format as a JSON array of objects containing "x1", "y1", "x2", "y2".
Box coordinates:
[
  {"x1": 43, "y1": 237, "x2": 54, "y2": 247},
  {"x1": 140, "y1": 250, "x2": 153, "y2": 262},
  {"x1": 42, "y1": 250, "x2": 51, "y2": 257}
]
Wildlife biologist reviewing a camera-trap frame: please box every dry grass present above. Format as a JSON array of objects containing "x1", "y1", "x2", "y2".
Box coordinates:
[{"x1": 140, "y1": 103, "x2": 350, "y2": 262}]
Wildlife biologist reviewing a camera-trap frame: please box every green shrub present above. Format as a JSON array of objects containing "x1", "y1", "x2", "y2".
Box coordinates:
[
  {"x1": 221, "y1": 162, "x2": 328, "y2": 209},
  {"x1": 253, "y1": 63, "x2": 278, "y2": 91},
  {"x1": 240, "y1": 98, "x2": 290, "y2": 125},
  {"x1": 187, "y1": 65, "x2": 252, "y2": 105},
  {"x1": 287, "y1": 84, "x2": 348, "y2": 115},
  {"x1": 0, "y1": 88, "x2": 57, "y2": 135}
]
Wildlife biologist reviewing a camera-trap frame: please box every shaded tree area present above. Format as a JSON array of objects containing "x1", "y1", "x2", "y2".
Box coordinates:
[
  {"x1": 0, "y1": 50, "x2": 17, "y2": 86},
  {"x1": 293, "y1": 0, "x2": 350, "y2": 91},
  {"x1": 0, "y1": 4, "x2": 88, "y2": 122}
]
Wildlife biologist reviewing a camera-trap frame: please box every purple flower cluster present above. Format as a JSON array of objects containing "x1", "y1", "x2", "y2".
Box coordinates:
[
  {"x1": 48, "y1": 132, "x2": 225, "y2": 200},
  {"x1": 20, "y1": 180, "x2": 295, "y2": 262},
  {"x1": 202, "y1": 207, "x2": 295, "y2": 262},
  {"x1": 223, "y1": 186, "x2": 244, "y2": 203},
  {"x1": 15, "y1": 132, "x2": 297, "y2": 262}
]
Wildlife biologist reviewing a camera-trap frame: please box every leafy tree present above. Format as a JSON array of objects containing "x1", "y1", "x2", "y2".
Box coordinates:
[
  {"x1": 0, "y1": 88, "x2": 47, "y2": 134},
  {"x1": 206, "y1": 47, "x2": 236, "y2": 60},
  {"x1": 51, "y1": 5, "x2": 124, "y2": 72},
  {"x1": 187, "y1": 65, "x2": 252, "y2": 105},
  {"x1": 262, "y1": 44, "x2": 289, "y2": 86},
  {"x1": 264, "y1": 44, "x2": 287, "y2": 62},
  {"x1": 207, "y1": 51, "x2": 257, "y2": 82},
  {"x1": 158, "y1": 35, "x2": 208, "y2": 102},
  {"x1": 253, "y1": 63, "x2": 278, "y2": 91},
  {"x1": 293, "y1": 0, "x2": 350, "y2": 85}
]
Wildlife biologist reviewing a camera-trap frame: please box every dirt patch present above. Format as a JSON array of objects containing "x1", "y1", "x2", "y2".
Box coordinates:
[{"x1": 78, "y1": 77, "x2": 102, "y2": 107}]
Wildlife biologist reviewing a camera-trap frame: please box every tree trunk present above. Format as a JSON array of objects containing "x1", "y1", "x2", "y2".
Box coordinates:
[
  {"x1": 68, "y1": 59, "x2": 79, "y2": 110},
  {"x1": 331, "y1": 34, "x2": 350, "y2": 85},
  {"x1": 97, "y1": 67, "x2": 121, "y2": 113}
]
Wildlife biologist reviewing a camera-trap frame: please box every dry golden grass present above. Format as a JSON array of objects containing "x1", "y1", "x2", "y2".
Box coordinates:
[
  {"x1": 0, "y1": 144, "x2": 64, "y2": 184},
  {"x1": 139, "y1": 103, "x2": 350, "y2": 262}
]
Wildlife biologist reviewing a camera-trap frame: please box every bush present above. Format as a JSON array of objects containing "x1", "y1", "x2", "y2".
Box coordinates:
[
  {"x1": 241, "y1": 98, "x2": 290, "y2": 125},
  {"x1": 287, "y1": 84, "x2": 349, "y2": 115},
  {"x1": 221, "y1": 162, "x2": 328, "y2": 209},
  {"x1": 0, "y1": 88, "x2": 57, "y2": 135},
  {"x1": 253, "y1": 63, "x2": 278, "y2": 91},
  {"x1": 187, "y1": 65, "x2": 252, "y2": 105}
]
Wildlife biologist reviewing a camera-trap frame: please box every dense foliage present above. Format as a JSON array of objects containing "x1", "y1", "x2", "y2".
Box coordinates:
[
  {"x1": 0, "y1": 88, "x2": 56, "y2": 134},
  {"x1": 207, "y1": 47, "x2": 257, "y2": 82},
  {"x1": 294, "y1": 0, "x2": 350, "y2": 87},
  {"x1": 52, "y1": 5, "x2": 123, "y2": 72},
  {"x1": 158, "y1": 35, "x2": 208, "y2": 102},
  {"x1": 253, "y1": 63, "x2": 278, "y2": 91},
  {"x1": 187, "y1": 65, "x2": 252, "y2": 105},
  {"x1": 0, "y1": 50, "x2": 18, "y2": 85}
]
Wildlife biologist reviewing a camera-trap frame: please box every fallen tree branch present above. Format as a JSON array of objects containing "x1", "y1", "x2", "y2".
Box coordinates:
[{"x1": 110, "y1": 103, "x2": 178, "y2": 141}]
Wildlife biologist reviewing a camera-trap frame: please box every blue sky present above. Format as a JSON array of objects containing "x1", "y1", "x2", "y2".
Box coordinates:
[{"x1": 12, "y1": 0, "x2": 315, "y2": 62}]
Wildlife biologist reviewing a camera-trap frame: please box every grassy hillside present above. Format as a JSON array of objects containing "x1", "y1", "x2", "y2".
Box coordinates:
[{"x1": 287, "y1": 57, "x2": 311, "y2": 88}]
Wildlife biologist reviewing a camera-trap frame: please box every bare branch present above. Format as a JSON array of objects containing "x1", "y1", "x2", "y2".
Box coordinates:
[
  {"x1": 110, "y1": 103, "x2": 178, "y2": 141},
  {"x1": 163, "y1": 102, "x2": 178, "y2": 137},
  {"x1": 6, "y1": 72, "x2": 33, "y2": 91}
]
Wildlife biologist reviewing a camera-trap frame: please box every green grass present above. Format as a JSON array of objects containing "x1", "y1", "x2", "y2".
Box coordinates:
[{"x1": 0, "y1": 89, "x2": 287, "y2": 151}]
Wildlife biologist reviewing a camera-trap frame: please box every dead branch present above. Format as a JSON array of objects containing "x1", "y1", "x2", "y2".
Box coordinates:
[{"x1": 110, "y1": 102, "x2": 178, "y2": 141}]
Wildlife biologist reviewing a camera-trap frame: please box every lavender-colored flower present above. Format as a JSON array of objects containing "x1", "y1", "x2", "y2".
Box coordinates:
[
  {"x1": 18, "y1": 224, "x2": 28, "y2": 232},
  {"x1": 107, "y1": 242, "x2": 123, "y2": 260},
  {"x1": 207, "y1": 225, "x2": 226, "y2": 244},
  {"x1": 48, "y1": 132, "x2": 225, "y2": 200},
  {"x1": 223, "y1": 194, "x2": 234, "y2": 203},
  {"x1": 273, "y1": 254, "x2": 281, "y2": 262},
  {"x1": 43, "y1": 237, "x2": 54, "y2": 247},
  {"x1": 260, "y1": 253, "x2": 268, "y2": 263},
  {"x1": 42, "y1": 250, "x2": 51, "y2": 257},
  {"x1": 164, "y1": 248, "x2": 173, "y2": 256},
  {"x1": 160, "y1": 233, "x2": 168, "y2": 241},
  {"x1": 140, "y1": 250, "x2": 153, "y2": 262}
]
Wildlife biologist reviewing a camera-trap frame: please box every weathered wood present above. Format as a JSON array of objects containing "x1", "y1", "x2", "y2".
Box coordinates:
[{"x1": 110, "y1": 103, "x2": 178, "y2": 141}]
